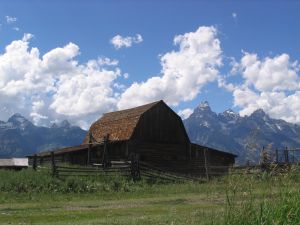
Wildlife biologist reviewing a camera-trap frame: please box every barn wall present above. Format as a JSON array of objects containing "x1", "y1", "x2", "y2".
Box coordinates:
[
  {"x1": 107, "y1": 142, "x2": 128, "y2": 161},
  {"x1": 189, "y1": 144, "x2": 235, "y2": 175},
  {"x1": 60, "y1": 142, "x2": 129, "y2": 164},
  {"x1": 38, "y1": 150, "x2": 90, "y2": 165},
  {"x1": 130, "y1": 141, "x2": 188, "y2": 160},
  {"x1": 127, "y1": 141, "x2": 190, "y2": 173},
  {"x1": 131, "y1": 102, "x2": 190, "y2": 144}
]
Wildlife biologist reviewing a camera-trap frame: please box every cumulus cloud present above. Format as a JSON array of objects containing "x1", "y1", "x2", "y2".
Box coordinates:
[
  {"x1": 0, "y1": 27, "x2": 223, "y2": 128},
  {"x1": 178, "y1": 108, "x2": 193, "y2": 120},
  {"x1": 98, "y1": 57, "x2": 118, "y2": 66},
  {"x1": 0, "y1": 33, "x2": 121, "y2": 128},
  {"x1": 6, "y1": 26, "x2": 300, "y2": 128},
  {"x1": 232, "y1": 13, "x2": 237, "y2": 19},
  {"x1": 227, "y1": 52, "x2": 300, "y2": 124},
  {"x1": 6, "y1": 16, "x2": 17, "y2": 24},
  {"x1": 117, "y1": 26, "x2": 222, "y2": 109},
  {"x1": 110, "y1": 34, "x2": 143, "y2": 49},
  {"x1": 240, "y1": 53, "x2": 299, "y2": 91},
  {"x1": 0, "y1": 27, "x2": 224, "y2": 128},
  {"x1": 123, "y1": 73, "x2": 129, "y2": 79}
]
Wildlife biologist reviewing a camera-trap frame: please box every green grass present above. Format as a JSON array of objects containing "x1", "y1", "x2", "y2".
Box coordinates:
[{"x1": 1, "y1": 167, "x2": 300, "y2": 224}]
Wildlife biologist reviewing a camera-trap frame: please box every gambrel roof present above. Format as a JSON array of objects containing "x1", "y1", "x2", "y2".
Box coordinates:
[{"x1": 82, "y1": 101, "x2": 162, "y2": 143}]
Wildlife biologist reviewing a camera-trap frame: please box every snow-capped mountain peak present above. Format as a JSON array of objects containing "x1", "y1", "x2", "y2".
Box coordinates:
[
  {"x1": 0, "y1": 114, "x2": 87, "y2": 158},
  {"x1": 250, "y1": 109, "x2": 270, "y2": 122},
  {"x1": 60, "y1": 120, "x2": 71, "y2": 128},
  {"x1": 7, "y1": 113, "x2": 33, "y2": 129},
  {"x1": 223, "y1": 109, "x2": 237, "y2": 115},
  {"x1": 197, "y1": 101, "x2": 210, "y2": 110},
  {"x1": 183, "y1": 101, "x2": 300, "y2": 164},
  {"x1": 251, "y1": 108, "x2": 267, "y2": 117},
  {"x1": 220, "y1": 109, "x2": 240, "y2": 121}
]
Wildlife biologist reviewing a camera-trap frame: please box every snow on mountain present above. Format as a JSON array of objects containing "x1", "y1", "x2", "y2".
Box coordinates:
[
  {"x1": 197, "y1": 101, "x2": 210, "y2": 109},
  {"x1": 7, "y1": 113, "x2": 33, "y2": 130},
  {"x1": 60, "y1": 120, "x2": 71, "y2": 128},
  {"x1": 184, "y1": 102, "x2": 300, "y2": 164},
  {"x1": 0, "y1": 114, "x2": 87, "y2": 158}
]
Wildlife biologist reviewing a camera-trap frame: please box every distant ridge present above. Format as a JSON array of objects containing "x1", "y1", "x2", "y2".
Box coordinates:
[
  {"x1": 2, "y1": 105, "x2": 300, "y2": 164},
  {"x1": 184, "y1": 101, "x2": 300, "y2": 164},
  {"x1": 0, "y1": 114, "x2": 87, "y2": 158}
]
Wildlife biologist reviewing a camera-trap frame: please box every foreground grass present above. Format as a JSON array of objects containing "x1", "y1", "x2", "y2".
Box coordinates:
[{"x1": 1, "y1": 167, "x2": 300, "y2": 224}]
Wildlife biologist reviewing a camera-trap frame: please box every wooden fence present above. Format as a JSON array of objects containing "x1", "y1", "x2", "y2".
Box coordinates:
[
  {"x1": 29, "y1": 147, "x2": 300, "y2": 182},
  {"x1": 50, "y1": 156, "x2": 202, "y2": 182},
  {"x1": 274, "y1": 148, "x2": 300, "y2": 164},
  {"x1": 29, "y1": 151, "x2": 210, "y2": 181}
]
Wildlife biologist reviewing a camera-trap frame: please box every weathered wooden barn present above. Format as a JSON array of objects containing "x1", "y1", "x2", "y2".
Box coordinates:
[{"x1": 35, "y1": 100, "x2": 236, "y2": 176}]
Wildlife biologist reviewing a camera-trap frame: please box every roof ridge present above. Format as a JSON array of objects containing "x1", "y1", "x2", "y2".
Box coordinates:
[{"x1": 104, "y1": 100, "x2": 162, "y2": 116}]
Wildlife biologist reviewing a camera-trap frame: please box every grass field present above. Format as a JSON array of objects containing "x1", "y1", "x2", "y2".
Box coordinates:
[{"x1": 1, "y1": 167, "x2": 300, "y2": 224}]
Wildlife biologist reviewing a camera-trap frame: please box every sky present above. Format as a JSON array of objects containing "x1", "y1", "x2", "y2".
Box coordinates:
[{"x1": 1, "y1": 0, "x2": 300, "y2": 129}]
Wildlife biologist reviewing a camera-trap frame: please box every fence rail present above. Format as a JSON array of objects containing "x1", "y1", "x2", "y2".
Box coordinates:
[{"x1": 29, "y1": 147, "x2": 300, "y2": 182}]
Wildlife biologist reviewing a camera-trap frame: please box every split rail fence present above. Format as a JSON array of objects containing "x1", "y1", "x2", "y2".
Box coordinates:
[
  {"x1": 29, "y1": 147, "x2": 300, "y2": 182},
  {"x1": 30, "y1": 152, "x2": 211, "y2": 181}
]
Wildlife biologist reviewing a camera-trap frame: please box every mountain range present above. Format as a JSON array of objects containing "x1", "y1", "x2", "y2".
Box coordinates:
[
  {"x1": 183, "y1": 101, "x2": 300, "y2": 164},
  {"x1": 1, "y1": 102, "x2": 300, "y2": 164},
  {"x1": 0, "y1": 114, "x2": 87, "y2": 158}
]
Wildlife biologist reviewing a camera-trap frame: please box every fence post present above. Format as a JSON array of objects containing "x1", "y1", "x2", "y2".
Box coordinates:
[
  {"x1": 203, "y1": 148, "x2": 209, "y2": 180},
  {"x1": 130, "y1": 154, "x2": 140, "y2": 181},
  {"x1": 102, "y1": 134, "x2": 111, "y2": 168},
  {"x1": 284, "y1": 147, "x2": 289, "y2": 164},
  {"x1": 87, "y1": 132, "x2": 92, "y2": 165},
  {"x1": 51, "y1": 151, "x2": 57, "y2": 177},
  {"x1": 275, "y1": 149, "x2": 278, "y2": 164},
  {"x1": 260, "y1": 146, "x2": 268, "y2": 172},
  {"x1": 293, "y1": 149, "x2": 295, "y2": 163},
  {"x1": 39, "y1": 157, "x2": 43, "y2": 165},
  {"x1": 246, "y1": 160, "x2": 250, "y2": 167},
  {"x1": 188, "y1": 143, "x2": 192, "y2": 160},
  {"x1": 33, "y1": 154, "x2": 37, "y2": 171}
]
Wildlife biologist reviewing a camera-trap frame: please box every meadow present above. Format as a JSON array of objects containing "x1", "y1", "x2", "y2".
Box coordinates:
[{"x1": 1, "y1": 167, "x2": 300, "y2": 224}]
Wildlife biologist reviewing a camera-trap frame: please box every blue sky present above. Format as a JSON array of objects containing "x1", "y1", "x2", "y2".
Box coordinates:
[{"x1": 1, "y1": 0, "x2": 300, "y2": 128}]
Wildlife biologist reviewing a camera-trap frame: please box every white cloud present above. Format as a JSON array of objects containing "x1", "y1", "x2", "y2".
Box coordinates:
[
  {"x1": 6, "y1": 16, "x2": 17, "y2": 24},
  {"x1": 110, "y1": 34, "x2": 143, "y2": 49},
  {"x1": 232, "y1": 13, "x2": 237, "y2": 19},
  {"x1": 98, "y1": 57, "x2": 118, "y2": 66},
  {"x1": 178, "y1": 108, "x2": 193, "y2": 120},
  {"x1": 123, "y1": 73, "x2": 129, "y2": 79},
  {"x1": 118, "y1": 26, "x2": 222, "y2": 109},
  {"x1": 22, "y1": 33, "x2": 34, "y2": 42},
  {"x1": 0, "y1": 33, "x2": 121, "y2": 129},
  {"x1": 227, "y1": 52, "x2": 300, "y2": 124},
  {"x1": 0, "y1": 27, "x2": 223, "y2": 128},
  {"x1": 12, "y1": 27, "x2": 20, "y2": 31},
  {"x1": 50, "y1": 60, "x2": 120, "y2": 116},
  {"x1": 5, "y1": 26, "x2": 300, "y2": 129},
  {"x1": 239, "y1": 52, "x2": 299, "y2": 91}
]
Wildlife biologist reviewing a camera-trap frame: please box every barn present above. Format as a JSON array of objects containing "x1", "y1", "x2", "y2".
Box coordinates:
[{"x1": 35, "y1": 100, "x2": 236, "y2": 176}]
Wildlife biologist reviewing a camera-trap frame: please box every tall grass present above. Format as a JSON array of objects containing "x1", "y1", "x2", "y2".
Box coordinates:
[
  {"x1": 224, "y1": 166, "x2": 300, "y2": 224},
  {"x1": 0, "y1": 168, "x2": 147, "y2": 193},
  {"x1": 2, "y1": 166, "x2": 300, "y2": 224}
]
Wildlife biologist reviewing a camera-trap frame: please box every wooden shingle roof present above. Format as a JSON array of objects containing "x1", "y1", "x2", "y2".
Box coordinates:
[{"x1": 82, "y1": 100, "x2": 162, "y2": 143}]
